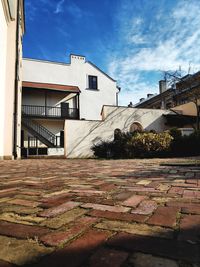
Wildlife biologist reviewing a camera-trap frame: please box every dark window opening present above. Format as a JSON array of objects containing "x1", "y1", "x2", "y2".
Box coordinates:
[{"x1": 88, "y1": 75, "x2": 98, "y2": 90}]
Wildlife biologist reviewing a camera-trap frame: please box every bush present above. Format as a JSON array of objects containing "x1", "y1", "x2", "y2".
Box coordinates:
[
  {"x1": 128, "y1": 131, "x2": 173, "y2": 158},
  {"x1": 92, "y1": 131, "x2": 173, "y2": 159},
  {"x1": 92, "y1": 140, "x2": 114, "y2": 158},
  {"x1": 170, "y1": 129, "x2": 200, "y2": 156},
  {"x1": 92, "y1": 128, "x2": 200, "y2": 159}
]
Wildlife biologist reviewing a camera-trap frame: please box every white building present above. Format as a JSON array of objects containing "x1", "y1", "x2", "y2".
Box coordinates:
[
  {"x1": 23, "y1": 55, "x2": 119, "y2": 120},
  {"x1": 22, "y1": 54, "x2": 120, "y2": 156},
  {"x1": 0, "y1": 0, "x2": 25, "y2": 159}
]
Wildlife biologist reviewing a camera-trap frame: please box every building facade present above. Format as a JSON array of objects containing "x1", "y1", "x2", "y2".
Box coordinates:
[
  {"x1": 22, "y1": 55, "x2": 119, "y2": 156},
  {"x1": 0, "y1": 0, "x2": 25, "y2": 159},
  {"x1": 135, "y1": 72, "x2": 200, "y2": 113}
]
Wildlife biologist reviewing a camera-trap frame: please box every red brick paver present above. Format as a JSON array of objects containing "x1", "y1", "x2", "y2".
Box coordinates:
[
  {"x1": 147, "y1": 206, "x2": 180, "y2": 228},
  {"x1": 0, "y1": 158, "x2": 199, "y2": 266}
]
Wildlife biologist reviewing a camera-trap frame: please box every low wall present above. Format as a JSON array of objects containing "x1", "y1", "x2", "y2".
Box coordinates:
[{"x1": 64, "y1": 106, "x2": 171, "y2": 158}]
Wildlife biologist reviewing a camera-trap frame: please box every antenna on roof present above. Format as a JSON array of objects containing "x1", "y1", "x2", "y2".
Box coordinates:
[{"x1": 188, "y1": 62, "x2": 191, "y2": 74}]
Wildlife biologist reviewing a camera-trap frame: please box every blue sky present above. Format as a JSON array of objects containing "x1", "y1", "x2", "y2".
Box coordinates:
[{"x1": 23, "y1": 0, "x2": 200, "y2": 105}]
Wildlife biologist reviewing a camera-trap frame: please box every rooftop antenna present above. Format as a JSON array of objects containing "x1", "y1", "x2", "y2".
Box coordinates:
[{"x1": 188, "y1": 62, "x2": 191, "y2": 74}]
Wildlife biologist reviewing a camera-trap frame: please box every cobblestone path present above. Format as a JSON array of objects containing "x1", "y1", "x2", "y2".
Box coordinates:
[{"x1": 0, "y1": 158, "x2": 199, "y2": 267}]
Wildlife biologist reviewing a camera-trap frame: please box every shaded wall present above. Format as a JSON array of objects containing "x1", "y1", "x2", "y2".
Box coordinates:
[{"x1": 64, "y1": 106, "x2": 171, "y2": 158}]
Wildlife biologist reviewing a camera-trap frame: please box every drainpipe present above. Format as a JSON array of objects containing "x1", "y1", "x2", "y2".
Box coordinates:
[{"x1": 13, "y1": 0, "x2": 20, "y2": 159}]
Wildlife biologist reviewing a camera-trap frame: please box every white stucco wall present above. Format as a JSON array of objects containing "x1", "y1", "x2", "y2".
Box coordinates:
[
  {"x1": 64, "y1": 106, "x2": 172, "y2": 158},
  {"x1": 23, "y1": 55, "x2": 118, "y2": 120},
  {"x1": 0, "y1": 1, "x2": 7, "y2": 157},
  {"x1": 0, "y1": 0, "x2": 24, "y2": 159}
]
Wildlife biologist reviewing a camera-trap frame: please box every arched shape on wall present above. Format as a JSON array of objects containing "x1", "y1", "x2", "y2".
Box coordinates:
[{"x1": 130, "y1": 122, "x2": 143, "y2": 133}]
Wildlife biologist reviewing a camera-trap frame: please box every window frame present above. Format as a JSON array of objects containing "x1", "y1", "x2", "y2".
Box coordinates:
[{"x1": 88, "y1": 75, "x2": 98, "y2": 90}]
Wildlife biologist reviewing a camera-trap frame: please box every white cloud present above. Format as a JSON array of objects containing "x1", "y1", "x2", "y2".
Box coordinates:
[
  {"x1": 108, "y1": 0, "x2": 200, "y2": 105},
  {"x1": 66, "y1": 2, "x2": 82, "y2": 18},
  {"x1": 54, "y1": 0, "x2": 65, "y2": 14}
]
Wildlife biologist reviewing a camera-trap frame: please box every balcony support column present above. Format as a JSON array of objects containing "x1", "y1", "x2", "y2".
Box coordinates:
[
  {"x1": 45, "y1": 90, "x2": 47, "y2": 117},
  {"x1": 77, "y1": 93, "x2": 80, "y2": 119}
]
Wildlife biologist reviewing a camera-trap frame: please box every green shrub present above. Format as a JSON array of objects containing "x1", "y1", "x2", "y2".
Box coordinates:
[
  {"x1": 170, "y1": 129, "x2": 200, "y2": 156},
  {"x1": 92, "y1": 128, "x2": 200, "y2": 159},
  {"x1": 128, "y1": 131, "x2": 173, "y2": 157},
  {"x1": 92, "y1": 131, "x2": 173, "y2": 159},
  {"x1": 92, "y1": 140, "x2": 114, "y2": 159}
]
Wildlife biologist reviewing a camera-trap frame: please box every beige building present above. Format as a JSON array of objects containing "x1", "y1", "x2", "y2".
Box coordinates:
[{"x1": 0, "y1": 0, "x2": 25, "y2": 159}]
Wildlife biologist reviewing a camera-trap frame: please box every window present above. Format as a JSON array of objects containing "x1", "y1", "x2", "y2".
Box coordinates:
[{"x1": 88, "y1": 75, "x2": 98, "y2": 90}]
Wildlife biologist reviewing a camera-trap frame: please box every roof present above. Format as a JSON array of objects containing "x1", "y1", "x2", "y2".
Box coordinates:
[
  {"x1": 87, "y1": 61, "x2": 116, "y2": 82},
  {"x1": 22, "y1": 81, "x2": 81, "y2": 93},
  {"x1": 23, "y1": 57, "x2": 117, "y2": 83},
  {"x1": 134, "y1": 88, "x2": 174, "y2": 107},
  {"x1": 163, "y1": 113, "x2": 197, "y2": 126}
]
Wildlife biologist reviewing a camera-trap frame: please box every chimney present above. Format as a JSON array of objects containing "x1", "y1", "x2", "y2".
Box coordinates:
[
  {"x1": 159, "y1": 80, "x2": 167, "y2": 94},
  {"x1": 140, "y1": 98, "x2": 145, "y2": 102},
  {"x1": 147, "y1": 93, "x2": 153, "y2": 98},
  {"x1": 70, "y1": 54, "x2": 85, "y2": 64}
]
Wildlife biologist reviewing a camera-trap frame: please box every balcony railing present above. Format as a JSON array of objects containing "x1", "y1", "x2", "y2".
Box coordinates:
[{"x1": 22, "y1": 105, "x2": 79, "y2": 119}]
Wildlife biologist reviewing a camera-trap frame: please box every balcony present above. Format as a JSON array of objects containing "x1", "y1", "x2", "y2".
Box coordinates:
[{"x1": 22, "y1": 105, "x2": 79, "y2": 119}]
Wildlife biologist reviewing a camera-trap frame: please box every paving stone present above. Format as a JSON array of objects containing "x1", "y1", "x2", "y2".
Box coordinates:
[
  {"x1": 168, "y1": 187, "x2": 184, "y2": 195},
  {"x1": 131, "y1": 200, "x2": 157, "y2": 215},
  {"x1": 81, "y1": 203, "x2": 130, "y2": 213},
  {"x1": 123, "y1": 195, "x2": 147, "y2": 208},
  {"x1": 147, "y1": 206, "x2": 180, "y2": 228},
  {"x1": 39, "y1": 201, "x2": 80, "y2": 218},
  {"x1": 39, "y1": 195, "x2": 73, "y2": 208},
  {"x1": 185, "y1": 173, "x2": 195, "y2": 178},
  {"x1": 40, "y1": 216, "x2": 98, "y2": 246},
  {"x1": 0, "y1": 235, "x2": 52, "y2": 266},
  {"x1": 0, "y1": 221, "x2": 49, "y2": 239},
  {"x1": 0, "y1": 188, "x2": 19, "y2": 198},
  {"x1": 14, "y1": 194, "x2": 39, "y2": 201},
  {"x1": 0, "y1": 197, "x2": 11, "y2": 204},
  {"x1": 0, "y1": 205, "x2": 42, "y2": 215},
  {"x1": 129, "y1": 252, "x2": 179, "y2": 267},
  {"x1": 107, "y1": 233, "x2": 200, "y2": 263},
  {"x1": 74, "y1": 196, "x2": 114, "y2": 205},
  {"x1": 42, "y1": 189, "x2": 70, "y2": 198},
  {"x1": 183, "y1": 190, "x2": 200, "y2": 198},
  {"x1": 178, "y1": 215, "x2": 200, "y2": 242},
  {"x1": 0, "y1": 158, "x2": 200, "y2": 266},
  {"x1": 95, "y1": 220, "x2": 173, "y2": 238},
  {"x1": 136, "y1": 180, "x2": 151, "y2": 185},
  {"x1": 8, "y1": 199, "x2": 40, "y2": 208},
  {"x1": 98, "y1": 183, "x2": 116, "y2": 191},
  {"x1": 89, "y1": 247, "x2": 128, "y2": 267},
  {"x1": 156, "y1": 184, "x2": 170, "y2": 191},
  {"x1": 113, "y1": 192, "x2": 134, "y2": 201},
  {"x1": 69, "y1": 189, "x2": 105, "y2": 195},
  {"x1": 152, "y1": 197, "x2": 172, "y2": 204},
  {"x1": 34, "y1": 229, "x2": 111, "y2": 267},
  {"x1": 41, "y1": 207, "x2": 87, "y2": 229},
  {"x1": 88, "y1": 210, "x2": 147, "y2": 223},
  {"x1": 0, "y1": 212, "x2": 45, "y2": 225},
  {"x1": 181, "y1": 204, "x2": 200, "y2": 215}
]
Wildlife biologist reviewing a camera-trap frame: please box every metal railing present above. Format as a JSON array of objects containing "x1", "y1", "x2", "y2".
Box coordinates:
[
  {"x1": 27, "y1": 136, "x2": 61, "y2": 148},
  {"x1": 22, "y1": 118, "x2": 58, "y2": 147},
  {"x1": 22, "y1": 105, "x2": 79, "y2": 119}
]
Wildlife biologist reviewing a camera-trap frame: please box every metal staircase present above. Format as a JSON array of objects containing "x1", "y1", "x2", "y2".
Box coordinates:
[{"x1": 22, "y1": 118, "x2": 58, "y2": 148}]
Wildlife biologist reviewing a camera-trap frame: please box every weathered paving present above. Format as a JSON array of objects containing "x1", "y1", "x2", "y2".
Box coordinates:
[{"x1": 0, "y1": 158, "x2": 199, "y2": 267}]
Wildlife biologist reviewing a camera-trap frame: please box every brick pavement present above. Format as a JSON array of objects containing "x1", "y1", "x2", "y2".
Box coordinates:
[{"x1": 0, "y1": 158, "x2": 199, "y2": 267}]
